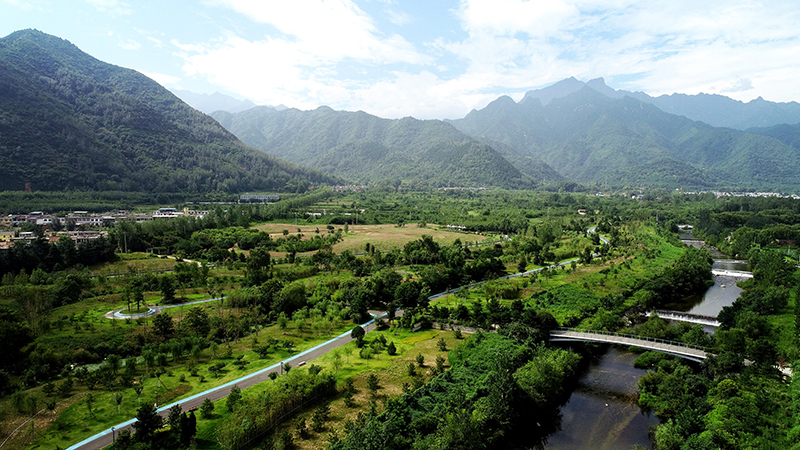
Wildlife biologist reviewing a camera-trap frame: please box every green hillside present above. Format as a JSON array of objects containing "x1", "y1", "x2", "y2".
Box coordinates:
[
  {"x1": 449, "y1": 87, "x2": 800, "y2": 190},
  {"x1": 0, "y1": 29, "x2": 339, "y2": 193},
  {"x1": 211, "y1": 106, "x2": 561, "y2": 188}
]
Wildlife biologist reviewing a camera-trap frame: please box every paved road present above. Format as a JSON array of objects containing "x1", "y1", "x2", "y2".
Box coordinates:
[
  {"x1": 72, "y1": 228, "x2": 605, "y2": 448},
  {"x1": 67, "y1": 315, "x2": 385, "y2": 450},
  {"x1": 103, "y1": 296, "x2": 226, "y2": 320}
]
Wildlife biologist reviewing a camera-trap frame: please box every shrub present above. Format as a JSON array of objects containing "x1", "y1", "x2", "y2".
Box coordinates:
[{"x1": 200, "y1": 398, "x2": 215, "y2": 419}]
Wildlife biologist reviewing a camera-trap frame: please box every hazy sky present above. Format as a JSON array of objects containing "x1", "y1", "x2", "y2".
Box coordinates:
[{"x1": 3, "y1": 0, "x2": 800, "y2": 119}]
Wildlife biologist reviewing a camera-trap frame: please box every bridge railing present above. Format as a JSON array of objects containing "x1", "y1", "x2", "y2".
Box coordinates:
[{"x1": 551, "y1": 327, "x2": 710, "y2": 352}]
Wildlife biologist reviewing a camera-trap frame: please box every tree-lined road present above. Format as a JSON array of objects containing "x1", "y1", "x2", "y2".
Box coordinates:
[{"x1": 68, "y1": 315, "x2": 385, "y2": 450}]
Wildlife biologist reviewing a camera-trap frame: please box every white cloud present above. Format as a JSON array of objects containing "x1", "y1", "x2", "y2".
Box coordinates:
[
  {"x1": 171, "y1": 0, "x2": 800, "y2": 118},
  {"x1": 458, "y1": 0, "x2": 578, "y2": 36},
  {"x1": 134, "y1": 28, "x2": 164, "y2": 47},
  {"x1": 118, "y1": 39, "x2": 141, "y2": 50},
  {"x1": 385, "y1": 9, "x2": 412, "y2": 26},
  {"x1": 84, "y1": 0, "x2": 132, "y2": 16},
  {"x1": 440, "y1": 0, "x2": 800, "y2": 107},
  {"x1": 143, "y1": 71, "x2": 181, "y2": 86},
  {"x1": 209, "y1": 0, "x2": 426, "y2": 63},
  {"x1": 175, "y1": 1, "x2": 433, "y2": 113},
  {"x1": 2, "y1": 0, "x2": 46, "y2": 10}
]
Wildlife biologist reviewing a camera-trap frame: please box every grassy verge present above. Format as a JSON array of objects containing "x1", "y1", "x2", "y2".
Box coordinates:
[
  {"x1": 191, "y1": 328, "x2": 461, "y2": 450},
  {"x1": 17, "y1": 320, "x2": 356, "y2": 450}
]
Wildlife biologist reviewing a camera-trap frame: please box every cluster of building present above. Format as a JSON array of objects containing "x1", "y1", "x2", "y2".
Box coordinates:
[
  {"x1": 683, "y1": 190, "x2": 800, "y2": 199},
  {"x1": 239, "y1": 193, "x2": 281, "y2": 203},
  {"x1": 438, "y1": 187, "x2": 489, "y2": 191},
  {"x1": 1, "y1": 208, "x2": 210, "y2": 229},
  {"x1": 0, "y1": 229, "x2": 109, "y2": 248},
  {"x1": 0, "y1": 208, "x2": 210, "y2": 249},
  {"x1": 330, "y1": 185, "x2": 368, "y2": 193}
]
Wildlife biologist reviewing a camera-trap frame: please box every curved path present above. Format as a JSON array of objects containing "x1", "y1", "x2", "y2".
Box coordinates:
[
  {"x1": 103, "y1": 296, "x2": 225, "y2": 320},
  {"x1": 67, "y1": 314, "x2": 386, "y2": 450},
  {"x1": 75, "y1": 226, "x2": 608, "y2": 449}
]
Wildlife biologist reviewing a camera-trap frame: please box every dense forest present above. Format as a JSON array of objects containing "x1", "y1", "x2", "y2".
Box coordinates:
[
  {"x1": 211, "y1": 106, "x2": 558, "y2": 189},
  {"x1": 0, "y1": 29, "x2": 339, "y2": 193},
  {"x1": 0, "y1": 188, "x2": 797, "y2": 450}
]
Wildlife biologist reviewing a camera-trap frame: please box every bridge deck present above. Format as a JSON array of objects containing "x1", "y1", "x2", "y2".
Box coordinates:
[{"x1": 550, "y1": 328, "x2": 709, "y2": 362}]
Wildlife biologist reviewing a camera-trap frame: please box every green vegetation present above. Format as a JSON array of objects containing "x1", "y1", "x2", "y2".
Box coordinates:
[
  {"x1": 0, "y1": 188, "x2": 797, "y2": 450},
  {"x1": 0, "y1": 29, "x2": 338, "y2": 193},
  {"x1": 450, "y1": 88, "x2": 800, "y2": 190},
  {"x1": 211, "y1": 106, "x2": 555, "y2": 188}
]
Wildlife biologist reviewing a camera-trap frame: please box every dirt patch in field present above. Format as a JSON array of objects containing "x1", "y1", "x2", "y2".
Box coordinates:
[{"x1": 255, "y1": 223, "x2": 488, "y2": 255}]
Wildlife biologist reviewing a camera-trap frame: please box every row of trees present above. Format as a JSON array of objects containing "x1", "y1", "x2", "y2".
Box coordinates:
[{"x1": 330, "y1": 332, "x2": 581, "y2": 449}]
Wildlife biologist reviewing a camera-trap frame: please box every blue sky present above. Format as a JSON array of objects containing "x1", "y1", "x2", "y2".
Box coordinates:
[{"x1": 3, "y1": 0, "x2": 800, "y2": 119}]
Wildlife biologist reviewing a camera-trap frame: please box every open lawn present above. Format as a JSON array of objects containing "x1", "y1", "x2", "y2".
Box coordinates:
[
  {"x1": 89, "y1": 254, "x2": 177, "y2": 277},
  {"x1": 253, "y1": 223, "x2": 490, "y2": 255}
]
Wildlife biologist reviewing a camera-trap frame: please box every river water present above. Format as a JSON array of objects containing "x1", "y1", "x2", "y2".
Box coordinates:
[
  {"x1": 543, "y1": 348, "x2": 659, "y2": 449},
  {"x1": 544, "y1": 234, "x2": 748, "y2": 450}
]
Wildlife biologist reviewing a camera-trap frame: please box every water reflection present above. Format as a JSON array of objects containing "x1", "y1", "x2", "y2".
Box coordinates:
[
  {"x1": 665, "y1": 275, "x2": 742, "y2": 317},
  {"x1": 544, "y1": 348, "x2": 658, "y2": 450},
  {"x1": 544, "y1": 236, "x2": 749, "y2": 449}
]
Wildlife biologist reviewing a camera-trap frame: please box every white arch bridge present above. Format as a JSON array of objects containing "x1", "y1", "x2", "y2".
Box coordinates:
[{"x1": 550, "y1": 328, "x2": 709, "y2": 363}]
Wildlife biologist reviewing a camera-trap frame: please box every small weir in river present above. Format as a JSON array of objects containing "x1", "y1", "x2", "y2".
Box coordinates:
[{"x1": 543, "y1": 230, "x2": 750, "y2": 449}]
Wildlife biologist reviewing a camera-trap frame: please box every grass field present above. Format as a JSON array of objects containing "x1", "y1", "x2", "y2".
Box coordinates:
[
  {"x1": 7, "y1": 315, "x2": 357, "y2": 450},
  {"x1": 89, "y1": 253, "x2": 178, "y2": 277},
  {"x1": 253, "y1": 223, "x2": 490, "y2": 254},
  {"x1": 192, "y1": 327, "x2": 463, "y2": 450}
]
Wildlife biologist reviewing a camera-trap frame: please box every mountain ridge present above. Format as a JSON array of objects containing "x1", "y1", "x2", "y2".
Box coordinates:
[
  {"x1": 449, "y1": 86, "x2": 800, "y2": 190},
  {"x1": 520, "y1": 77, "x2": 800, "y2": 130},
  {"x1": 0, "y1": 29, "x2": 337, "y2": 193},
  {"x1": 210, "y1": 105, "x2": 563, "y2": 188}
]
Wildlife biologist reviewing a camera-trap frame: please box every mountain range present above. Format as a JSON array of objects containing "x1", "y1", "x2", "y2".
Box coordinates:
[
  {"x1": 447, "y1": 86, "x2": 800, "y2": 190},
  {"x1": 3, "y1": 29, "x2": 800, "y2": 193},
  {"x1": 521, "y1": 77, "x2": 800, "y2": 130},
  {"x1": 211, "y1": 106, "x2": 561, "y2": 188},
  {"x1": 0, "y1": 29, "x2": 337, "y2": 193},
  {"x1": 212, "y1": 82, "x2": 800, "y2": 191}
]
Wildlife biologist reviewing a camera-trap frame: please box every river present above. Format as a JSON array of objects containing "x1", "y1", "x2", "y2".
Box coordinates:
[
  {"x1": 543, "y1": 233, "x2": 747, "y2": 450},
  {"x1": 543, "y1": 348, "x2": 659, "y2": 449}
]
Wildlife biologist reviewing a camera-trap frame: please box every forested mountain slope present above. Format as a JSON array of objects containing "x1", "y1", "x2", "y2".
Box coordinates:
[
  {"x1": 747, "y1": 122, "x2": 800, "y2": 150},
  {"x1": 449, "y1": 87, "x2": 800, "y2": 190},
  {"x1": 520, "y1": 77, "x2": 800, "y2": 130},
  {"x1": 0, "y1": 29, "x2": 338, "y2": 192},
  {"x1": 211, "y1": 106, "x2": 562, "y2": 188}
]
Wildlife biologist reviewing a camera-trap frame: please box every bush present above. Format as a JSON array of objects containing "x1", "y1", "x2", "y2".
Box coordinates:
[
  {"x1": 311, "y1": 404, "x2": 331, "y2": 432},
  {"x1": 367, "y1": 374, "x2": 379, "y2": 393},
  {"x1": 200, "y1": 398, "x2": 215, "y2": 419}
]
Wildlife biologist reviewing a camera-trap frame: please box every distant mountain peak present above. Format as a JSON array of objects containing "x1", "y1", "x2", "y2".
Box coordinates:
[
  {"x1": 521, "y1": 77, "x2": 586, "y2": 106},
  {"x1": 517, "y1": 76, "x2": 800, "y2": 130},
  {"x1": 171, "y1": 89, "x2": 261, "y2": 114}
]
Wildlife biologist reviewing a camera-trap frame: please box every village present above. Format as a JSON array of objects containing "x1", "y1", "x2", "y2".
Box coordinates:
[{"x1": 0, "y1": 207, "x2": 209, "y2": 249}]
